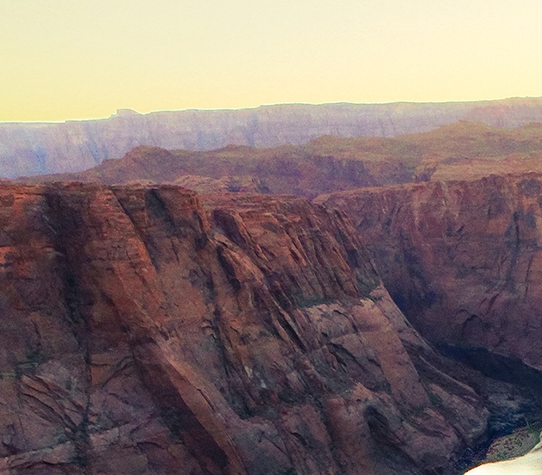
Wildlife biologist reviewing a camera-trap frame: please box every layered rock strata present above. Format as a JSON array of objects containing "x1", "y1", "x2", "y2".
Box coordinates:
[
  {"x1": 4, "y1": 97, "x2": 542, "y2": 178},
  {"x1": 0, "y1": 183, "x2": 487, "y2": 474},
  {"x1": 318, "y1": 173, "x2": 542, "y2": 370}
]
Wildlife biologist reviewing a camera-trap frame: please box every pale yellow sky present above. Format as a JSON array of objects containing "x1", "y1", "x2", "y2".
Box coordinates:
[{"x1": 1, "y1": 0, "x2": 542, "y2": 122}]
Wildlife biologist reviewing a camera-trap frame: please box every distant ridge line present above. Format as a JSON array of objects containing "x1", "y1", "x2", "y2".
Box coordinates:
[{"x1": 2, "y1": 97, "x2": 542, "y2": 178}]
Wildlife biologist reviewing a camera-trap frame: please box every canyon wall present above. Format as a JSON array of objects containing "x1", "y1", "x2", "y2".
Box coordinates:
[
  {"x1": 0, "y1": 183, "x2": 490, "y2": 475},
  {"x1": 319, "y1": 173, "x2": 542, "y2": 370},
  {"x1": 4, "y1": 97, "x2": 542, "y2": 178}
]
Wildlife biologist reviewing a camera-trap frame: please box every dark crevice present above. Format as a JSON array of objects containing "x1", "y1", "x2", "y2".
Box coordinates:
[
  {"x1": 364, "y1": 406, "x2": 422, "y2": 474},
  {"x1": 436, "y1": 344, "x2": 542, "y2": 391},
  {"x1": 213, "y1": 210, "x2": 247, "y2": 249},
  {"x1": 43, "y1": 189, "x2": 93, "y2": 474},
  {"x1": 216, "y1": 245, "x2": 241, "y2": 292}
]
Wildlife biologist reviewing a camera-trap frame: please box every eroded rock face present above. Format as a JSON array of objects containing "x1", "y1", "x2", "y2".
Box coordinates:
[
  {"x1": 0, "y1": 183, "x2": 487, "y2": 474},
  {"x1": 319, "y1": 174, "x2": 542, "y2": 370}
]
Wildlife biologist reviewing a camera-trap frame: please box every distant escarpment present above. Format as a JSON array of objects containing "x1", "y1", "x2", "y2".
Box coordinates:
[
  {"x1": 4, "y1": 97, "x2": 542, "y2": 178},
  {"x1": 0, "y1": 182, "x2": 499, "y2": 475},
  {"x1": 20, "y1": 121, "x2": 542, "y2": 198},
  {"x1": 319, "y1": 173, "x2": 542, "y2": 370}
]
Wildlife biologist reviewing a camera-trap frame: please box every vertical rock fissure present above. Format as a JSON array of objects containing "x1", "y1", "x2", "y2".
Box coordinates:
[{"x1": 44, "y1": 189, "x2": 93, "y2": 473}]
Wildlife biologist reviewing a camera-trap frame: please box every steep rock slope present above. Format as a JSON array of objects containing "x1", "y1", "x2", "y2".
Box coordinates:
[
  {"x1": 318, "y1": 174, "x2": 542, "y2": 369},
  {"x1": 0, "y1": 183, "x2": 488, "y2": 475},
  {"x1": 4, "y1": 97, "x2": 542, "y2": 178}
]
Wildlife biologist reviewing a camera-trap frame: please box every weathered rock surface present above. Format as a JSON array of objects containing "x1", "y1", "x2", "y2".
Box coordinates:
[
  {"x1": 0, "y1": 183, "x2": 490, "y2": 474},
  {"x1": 122, "y1": 175, "x2": 268, "y2": 194},
  {"x1": 318, "y1": 173, "x2": 542, "y2": 370},
  {"x1": 4, "y1": 97, "x2": 542, "y2": 178},
  {"x1": 172, "y1": 175, "x2": 269, "y2": 194}
]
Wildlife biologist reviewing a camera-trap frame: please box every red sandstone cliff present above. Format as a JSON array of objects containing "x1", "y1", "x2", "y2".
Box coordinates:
[
  {"x1": 0, "y1": 183, "x2": 489, "y2": 475},
  {"x1": 318, "y1": 174, "x2": 542, "y2": 370}
]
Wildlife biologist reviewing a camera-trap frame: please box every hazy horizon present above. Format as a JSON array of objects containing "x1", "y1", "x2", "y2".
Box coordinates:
[
  {"x1": 3, "y1": 0, "x2": 542, "y2": 122},
  {"x1": 3, "y1": 96, "x2": 542, "y2": 125}
]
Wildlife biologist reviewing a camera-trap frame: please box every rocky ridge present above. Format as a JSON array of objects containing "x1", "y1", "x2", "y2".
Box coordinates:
[
  {"x1": 0, "y1": 182, "x2": 494, "y2": 475},
  {"x1": 21, "y1": 121, "x2": 542, "y2": 199}
]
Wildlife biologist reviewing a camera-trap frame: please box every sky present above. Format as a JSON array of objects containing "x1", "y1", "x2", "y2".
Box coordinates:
[{"x1": 2, "y1": 0, "x2": 542, "y2": 122}]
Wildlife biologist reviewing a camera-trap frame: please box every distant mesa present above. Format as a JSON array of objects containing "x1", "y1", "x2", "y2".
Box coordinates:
[
  {"x1": 113, "y1": 108, "x2": 140, "y2": 117},
  {"x1": 4, "y1": 97, "x2": 542, "y2": 179}
]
